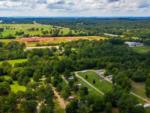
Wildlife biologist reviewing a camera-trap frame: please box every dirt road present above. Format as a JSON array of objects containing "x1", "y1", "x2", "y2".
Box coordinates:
[{"x1": 52, "y1": 87, "x2": 68, "y2": 109}]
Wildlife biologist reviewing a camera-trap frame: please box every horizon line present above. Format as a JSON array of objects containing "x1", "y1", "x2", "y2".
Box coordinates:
[{"x1": 0, "y1": 16, "x2": 150, "y2": 18}]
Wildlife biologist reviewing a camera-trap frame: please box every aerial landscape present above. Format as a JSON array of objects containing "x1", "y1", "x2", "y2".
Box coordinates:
[{"x1": 0, "y1": 0, "x2": 150, "y2": 113}]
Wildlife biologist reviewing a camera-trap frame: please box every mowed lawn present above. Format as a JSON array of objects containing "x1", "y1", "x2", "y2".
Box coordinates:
[
  {"x1": 132, "y1": 81, "x2": 150, "y2": 102},
  {"x1": 78, "y1": 71, "x2": 112, "y2": 94},
  {"x1": 0, "y1": 59, "x2": 27, "y2": 66},
  {"x1": 10, "y1": 81, "x2": 26, "y2": 93},
  {"x1": 132, "y1": 46, "x2": 150, "y2": 54},
  {"x1": 77, "y1": 77, "x2": 103, "y2": 98},
  {"x1": 146, "y1": 108, "x2": 150, "y2": 113}
]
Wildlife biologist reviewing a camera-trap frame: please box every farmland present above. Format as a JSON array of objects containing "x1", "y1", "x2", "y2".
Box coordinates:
[
  {"x1": 0, "y1": 24, "x2": 86, "y2": 39},
  {"x1": 17, "y1": 36, "x2": 106, "y2": 47},
  {"x1": 0, "y1": 36, "x2": 106, "y2": 47}
]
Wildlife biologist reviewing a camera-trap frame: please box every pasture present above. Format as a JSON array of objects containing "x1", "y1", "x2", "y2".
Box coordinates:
[
  {"x1": 0, "y1": 23, "x2": 87, "y2": 40},
  {"x1": 0, "y1": 24, "x2": 72, "y2": 38},
  {"x1": 132, "y1": 81, "x2": 150, "y2": 102},
  {"x1": 78, "y1": 70, "x2": 112, "y2": 94}
]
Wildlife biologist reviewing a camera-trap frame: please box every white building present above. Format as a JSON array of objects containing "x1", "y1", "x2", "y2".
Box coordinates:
[{"x1": 125, "y1": 41, "x2": 143, "y2": 47}]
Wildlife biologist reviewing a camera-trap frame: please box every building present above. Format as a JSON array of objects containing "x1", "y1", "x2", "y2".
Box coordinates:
[
  {"x1": 125, "y1": 41, "x2": 143, "y2": 47},
  {"x1": 68, "y1": 76, "x2": 74, "y2": 80},
  {"x1": 104, "y1": 33, "x2": 119, "y2": 37}
]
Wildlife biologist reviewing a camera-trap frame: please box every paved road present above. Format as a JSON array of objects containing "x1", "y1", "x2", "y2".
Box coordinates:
[
  {"x1": 62, "y1": 75, "x2": 68, "y2": 84},
  {"x1": 75, "y1": 72, "x2": 104, "y2": 95},
  {"x1": 25, "y1": 46, "x2": 59, "y2": 50},
  {"x1": 131, "y1": 92, "x2": 150, "y2": 103}
]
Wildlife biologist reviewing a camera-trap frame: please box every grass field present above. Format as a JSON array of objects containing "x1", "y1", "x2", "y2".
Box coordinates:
[
  {"x1": 77, "y1": 76, "x2": 103, "y2": 98},
  {"x1": 146, "y1": 108, "x2": 150, "y2": 113},
  {"x1": 132, "y1": 46, "x2": 150, "y2": 53},
  {"x1": 0, "y1": 59, "x2": 27, "y2": 66},
  {"x1": 10, "y1": 81, "x2": 26, "y2": 93},
  {"x1": 132, "y1": 81, "x2": 150, "y2": 103},
  {"x1": 0, "y1": 24, "x2": 74, "y2": 38},
  {"x1": 78, "y1": 71, "x2": 112, "y2": 94},
  {"x1": 0, "y1": 23, "x2": 87, "y2": 40}
]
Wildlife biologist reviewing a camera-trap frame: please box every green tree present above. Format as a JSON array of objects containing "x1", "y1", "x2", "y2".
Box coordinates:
[
  {"x1": 105, "y1": 102, "x2": 112, "y2": 113},
  {"x1": 118, "y1": 93, "x2": 138, "y2": 113},
  {"x1": 66, "y1": 100, "x2": 78, "y2": 113},
  {"x1": 0, "y1": 82, "x2": 10, "y2": 95},
  {"x1": 21, "y1": 100, "x2": 37, "y2": 113}
]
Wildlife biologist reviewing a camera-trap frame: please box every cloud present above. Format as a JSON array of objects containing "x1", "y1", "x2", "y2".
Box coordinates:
[
  {"x1": 0, "y1": 0, "x2": 149, "y2": 16},
  {"x1": 108, "y1": 0, "x2": 120, "y2": 3}
]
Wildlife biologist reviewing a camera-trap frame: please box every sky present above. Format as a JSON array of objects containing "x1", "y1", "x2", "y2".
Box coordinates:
[{"x1": 0, "y1": 0, "x2": 150, "y2": 17}]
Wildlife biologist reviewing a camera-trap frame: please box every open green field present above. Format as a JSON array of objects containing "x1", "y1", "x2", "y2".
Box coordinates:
[
  {"x1": 78, "y1": 71, "x2": 112, "y2": 94},
  {"x1": 146, "y1": 108, "x2": 150, "y2": 113},
  {"x1": 132, "y1": 46, "x2": 150, "y2": 53},
  {"x1": 0, "y1": 59, "x2": 27, "y2": 66},
  {"x1": 132, "y1": 81, "x2": 150, "y2": 103},
  {"x1": 10, "y1": 81, "x2": 26, "y2": 93},
  {"x1": 77, "y1": 77, "x2": 102, "y2": 98},
  {"x1": 0, "y1": 24, "x2": 82, "y2": 39},
  {"x1": 132, "y1": 81, "x2": 146, "y2": 98}
]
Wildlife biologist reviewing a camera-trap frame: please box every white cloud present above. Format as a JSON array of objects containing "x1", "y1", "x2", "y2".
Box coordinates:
[{"x1": 0, "y1": 0, "x2": 149, "y2": 16}]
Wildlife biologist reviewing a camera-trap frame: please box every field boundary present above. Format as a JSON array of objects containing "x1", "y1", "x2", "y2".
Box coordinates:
[{"x1": 75, "y1": 72, "x2": 104, "y2": 95}]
